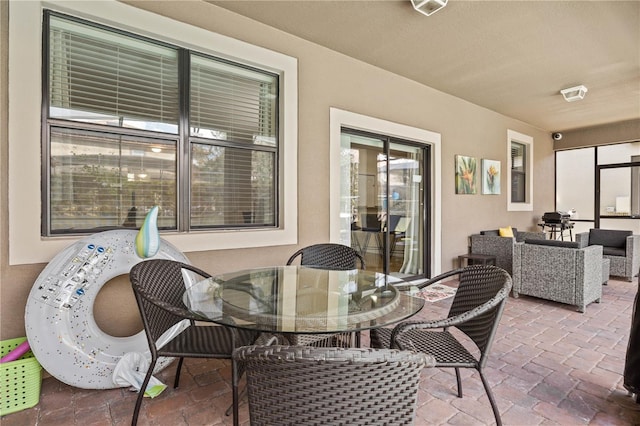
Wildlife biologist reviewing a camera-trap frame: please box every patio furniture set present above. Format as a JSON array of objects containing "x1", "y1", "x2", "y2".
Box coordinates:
[
  {"x1": 107, "y1": 228, "x2": 640, "y2": 425},
  {"x1": 469, "y1": 227, "x2": 639, "y2": 312},
  {"x1": 130, "y1": 244, "x2": 512, "y2": 426}
]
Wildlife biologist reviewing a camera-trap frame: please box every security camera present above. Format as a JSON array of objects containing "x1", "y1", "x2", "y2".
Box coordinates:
[{"x1": 552, "y1": 132, "x2": 563, "y2": 141}]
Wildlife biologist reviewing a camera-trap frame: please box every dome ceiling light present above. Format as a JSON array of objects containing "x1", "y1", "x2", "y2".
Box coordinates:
[
  {"x1": 411, "y1": 0, "x2": 448, "y2": 16},
  {"x1": 560, "y1": 85, "x2": 588, "y2": 102}
]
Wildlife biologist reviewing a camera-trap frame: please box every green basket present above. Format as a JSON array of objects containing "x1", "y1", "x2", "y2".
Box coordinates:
[{"x1": 0, "y1": 337, "x2": 42, "y2": 416}]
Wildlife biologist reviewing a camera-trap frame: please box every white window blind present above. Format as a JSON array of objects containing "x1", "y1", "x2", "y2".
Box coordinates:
[
  {"x1": 49, "y1": 15, "x2": 179, "y2": 132},
  {"x1": 191, "y1": 144, "x2": 275, "y2": 227},
  {"x1": 190, "y1": 54, "x2": 277, "y2": 145}
]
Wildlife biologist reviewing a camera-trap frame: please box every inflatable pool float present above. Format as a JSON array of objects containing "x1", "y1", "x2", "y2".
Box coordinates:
[{"x1": 25, "y1": 208, "x2": 189, "y2": 389}]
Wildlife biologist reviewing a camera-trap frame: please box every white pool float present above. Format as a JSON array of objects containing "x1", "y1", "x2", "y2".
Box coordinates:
[{"x1": 25, "y1": 209, "x2": 189, "y2": 389}]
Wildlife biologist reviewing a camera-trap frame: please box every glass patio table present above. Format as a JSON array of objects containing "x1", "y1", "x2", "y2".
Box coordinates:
[{"x1": 183, "y1": 265, "x2": 425, "y2": 337}]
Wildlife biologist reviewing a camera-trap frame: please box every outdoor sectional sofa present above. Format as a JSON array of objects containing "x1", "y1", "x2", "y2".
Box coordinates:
[{"x1": 512, "y1": 239, "x2": 603, "y2": 312}]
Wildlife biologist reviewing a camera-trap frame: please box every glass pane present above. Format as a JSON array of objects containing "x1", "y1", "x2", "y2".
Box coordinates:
[
  {"x1": 191, "y1": 143, "x2": 275, "y2": 227},
  {"x1": 600, "y1": 218, "x2": 640, "y2": 233},
  {"x1": 190, "y1": 54, "x2": 278, "y2": 145},
  {"x1": 556, "y1": 148, "x2": 595, "y2": 220},
  {"x1": 387, "y1": 142, "x2": 424, "y2": 277},
  {"x1": 601, "y1": 167, "x2": 632, "y2": 216},
  {"x1": 511, "y1": 142, "x2": 526, "y2": 203},
  {"x1": 49, "y1": 14, "x2": 179, "y2": 133},
  {"x1": 49, "y1": 127, "x2": 177, "y2": 233},
  {"x1": 340, "y1": 132, "x2": 426, "y2": 277},
  {"x1": 597, "y1": 142, "x2": 640, "y2": 165},
  {"x1": 340, "y1": 133, "x2": 385, "y2": 272}
]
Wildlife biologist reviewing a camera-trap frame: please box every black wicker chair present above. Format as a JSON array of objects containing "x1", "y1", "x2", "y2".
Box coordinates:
[
  {"x1": 129, "y1": 259, "x2": 257, "y2": 426},
  {"x1": 370, "y1": 265, "x2": 512, "y2": 426},
  {"x1": 286, "y1": 243, "x2": 365, "y2": 270},
  {"x1": 233, "y1": 345, "x2": 434, "y2": 426},
  {"x1": 286, "y1": 243, "x2": 365, "y2": 347}
]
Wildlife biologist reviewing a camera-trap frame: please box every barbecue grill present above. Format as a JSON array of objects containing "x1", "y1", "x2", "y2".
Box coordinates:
[
  {"x1": 541, "y1": 211, "x2": 571, "y2": 225},
  {"x1": 539, "y1": 211, "x2": 574, "y2": 240}
]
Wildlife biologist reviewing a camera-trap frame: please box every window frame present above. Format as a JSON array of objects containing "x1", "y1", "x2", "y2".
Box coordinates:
[
  {"x1": 9, "y1": 0, "x2": 298, "y2": 265},
  {"x1": 42, "y1": 12, "x2": 281, "y2": 235},
  {"x1": 507, "y1": 129, "x2": 534, "y2": 211}
]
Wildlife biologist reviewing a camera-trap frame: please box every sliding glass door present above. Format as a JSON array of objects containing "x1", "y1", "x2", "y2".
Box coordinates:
[{"x1": 340, "y1": 129, "x2": 429, "y2": 278}]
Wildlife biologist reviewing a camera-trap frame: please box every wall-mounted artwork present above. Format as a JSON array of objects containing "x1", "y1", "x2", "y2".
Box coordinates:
[
  {"x1": 482, "y1": 159, "x2": 501, "y2": 195},
  {"x1": 455, "y1": 155, "x2": 477, "y2": 194}
]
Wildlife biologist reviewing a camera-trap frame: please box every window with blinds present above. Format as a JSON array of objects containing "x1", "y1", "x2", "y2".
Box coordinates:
[
  {"x1": 510, "y1": 142, "x2": 526, "y2": 203},
  {"x1": 507, "y1": 129, "x2": 533, "y2": 211},
  {"x1": 44, "y1": 11, "x2": 279, "y2": 235}
]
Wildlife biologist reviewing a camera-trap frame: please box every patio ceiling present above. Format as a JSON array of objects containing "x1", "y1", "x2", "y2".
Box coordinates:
[{"x1": 210, "y1": 0, "x2": 640, "y2": 132}]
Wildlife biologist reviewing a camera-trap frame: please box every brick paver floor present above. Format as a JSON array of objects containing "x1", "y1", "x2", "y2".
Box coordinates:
[{"x1": 2, "y1": 276, "x2": 640, "y2": 425}]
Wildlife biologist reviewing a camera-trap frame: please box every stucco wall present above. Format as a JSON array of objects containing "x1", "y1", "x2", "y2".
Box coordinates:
[{"x1": 1, "y1": 0, "x2": 555, "y2": 340}]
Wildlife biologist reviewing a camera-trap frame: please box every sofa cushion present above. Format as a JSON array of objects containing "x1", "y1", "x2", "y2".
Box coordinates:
[
  {"x1": 603, "y1": 247, "x2": 626, "y2": 257},
  {"x1": 589, "y1": 229, "x2": 631, "y2": 249},
  {"x1": 524, "y1": 238, "x2": 580, "y2": 249}
]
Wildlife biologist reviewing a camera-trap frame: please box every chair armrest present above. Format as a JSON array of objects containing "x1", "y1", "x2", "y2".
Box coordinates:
[
  {"x1": 627, "y1": 235, "x2": 640, "y2": 255},
  {"x1": 512, "y1": 242, "x2": 523, "y2": 292},
  {"x1": 394, "y1": 268, "x2": 466, "y2": 291},
  {"x1": 470, "y1": 234, "x2": 516, "y2": 273},
  {"x1": 575, "y1": 245, "x2": 603, "y2": 310},
  {"x1": 138, "y1": 288, "x2": 206, "y2": 322},
  {"x1": 628, "y1": 235, "x2": 640, "y2": 276},
  {"x1": 578, "y1": 245, "x2": 603, "y2": 278},
  {"x1": 390, "y1": 280, "x2": 512, "y2": 345},
  {"x1": 575, "y1": 232, "x2": 590, "y2": 248}
]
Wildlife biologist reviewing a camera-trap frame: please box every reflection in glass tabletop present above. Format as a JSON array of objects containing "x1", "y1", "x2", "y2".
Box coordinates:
[{"x1": 183, "y1": 265, "x2": 424, "y2": 335}]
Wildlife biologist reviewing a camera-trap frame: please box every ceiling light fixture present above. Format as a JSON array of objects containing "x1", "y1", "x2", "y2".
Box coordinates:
[
  {"x1": 560, "y1": 85, "x2": 588, "y2": 102},
  {"x1": 411, "y1": 0, "x2": 448, "y2": 16}
]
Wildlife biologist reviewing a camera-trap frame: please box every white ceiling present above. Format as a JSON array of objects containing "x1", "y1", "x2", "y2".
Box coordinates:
[{"x1": 211, "y1": 0, "x2": 640, "y2": 132}]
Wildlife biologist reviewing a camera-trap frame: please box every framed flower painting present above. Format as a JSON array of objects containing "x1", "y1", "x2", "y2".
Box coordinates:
[
  {"x1": 482, "y1": 159, "x2": 501, "y2": 195},
  {"x1": 455, "y1": 155, "x2": 477, "y2": 194}
]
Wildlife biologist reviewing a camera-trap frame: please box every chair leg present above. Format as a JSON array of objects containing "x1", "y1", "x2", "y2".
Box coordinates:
[
  {"x1": 173, "y1": 357, "x2": 184, "y2": 388},
  {"x1": 231, "y1": 358, "x2": 240, "y2": 426},
  {"x1": 225, "y1": 383, "x2": 248, "y2": 416},
  {"x1": 455, "y1": 367, "x2": 463, "y2": 397},
  {"x1": 362, "y1": 232, "x2": 372, "y2": 255},
  {"x1": 479, "y1": 369, "x2": 502, "y2": 426},
  {"x1": 131, "y1": 359, "x2": 157, "y2": 426}
]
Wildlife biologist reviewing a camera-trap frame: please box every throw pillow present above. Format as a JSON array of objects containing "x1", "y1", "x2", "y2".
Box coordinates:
[{"x1": 499, "y1": 226, "x2": 514, "y2": 237}]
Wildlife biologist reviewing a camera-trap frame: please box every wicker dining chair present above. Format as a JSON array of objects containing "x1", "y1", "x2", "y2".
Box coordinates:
[
  {"x1": 286, "y1": 243, "x2": 365, "y2": 347},
  {"x1": 233, "y1": 345, "x2": 434, "y2": 426},
  {"x1": 370, "y1": 265, "x2": 512, "y2": 426},
  {"x1": 286, "y1": 243, "x2": 365, "y2": 270},
  {"x1": 129, "y1": 259, "x2": 258, "y2": 426}
]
